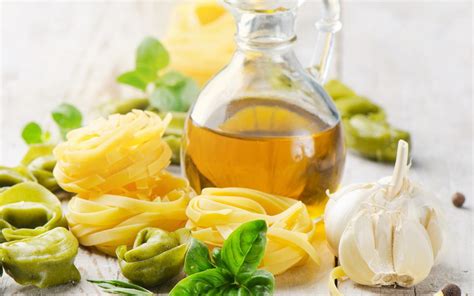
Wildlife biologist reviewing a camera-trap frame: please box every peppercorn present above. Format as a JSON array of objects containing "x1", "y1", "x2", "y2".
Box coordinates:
[
  {"x1": 439, "y1": 283, "x2": 461, "y2": 296},
  {"x1": 452, "y1": 192, "x2": 465, "y2": 208}
]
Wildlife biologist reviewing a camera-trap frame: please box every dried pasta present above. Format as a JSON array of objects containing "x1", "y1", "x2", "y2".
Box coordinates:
[
  {"x1": 67, "y1": 172, "x2": 192, "y2": 256},
  {"x1": 186, "y1": 187, "x2": 320, "y2": 275},
  {"x1": 53, "y1": 110, "x2": 191, "y2": 255},
  {"x1": 53, "y1": 110, "x2": 172, "y2": 199},
  {"x1": 165, "y1": 0, "x2": 236, "y2": 85}
]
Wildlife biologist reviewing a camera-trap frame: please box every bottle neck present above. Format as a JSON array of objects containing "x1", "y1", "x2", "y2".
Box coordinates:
[{"x1": 231, "y1": 9, "x2": 297, "y2": 52}]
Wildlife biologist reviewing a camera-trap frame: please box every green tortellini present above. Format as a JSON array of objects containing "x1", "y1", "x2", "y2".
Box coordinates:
[
  {"x1": 343, "y1": 114, "x2": 411, "y2": 162},
  {"x1": 100, "y1": 98, "x2": 150, "y2": 115},
  {"x1": 0, "y1": 227, "x2": 80, "y2": 288},
  {"x1": 163, "y1": 135, "x2": 182, "y2": 165},
  {"x1": 0, "y1": 166, "x2": 35, "y2": 192},
  {"x1": 0, "y1": 182, "x2": 67, "y2": 242},
  {"x1": 324, "y1": 79, "x2": 411, "y2": 162},
  {"x1": 21, "y1": 144, "x2": 59, "y2": 192},
  {"x1": 334, "y1": 96, "x2": 384, "y2": 119},
  {"x1": 0, "y1": 144, "x2": 61, "y2": 194},
  {"x1": 0, "y1": 182, "x2": 79, "y2": 288},
  {"x1": 162, "y1": 112, "x2": 186, "y2": 164},
  {"x1": 324, "y1": 79, "x2": 357, "y2": 100},
  {"x1": 117, "y1": 228, "x2": 190, "y2": 288}
]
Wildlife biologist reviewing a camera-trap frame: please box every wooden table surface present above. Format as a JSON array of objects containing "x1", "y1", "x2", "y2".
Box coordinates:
[{"x1": 1, "y1": 1, "x2": 472, "y2": 295}]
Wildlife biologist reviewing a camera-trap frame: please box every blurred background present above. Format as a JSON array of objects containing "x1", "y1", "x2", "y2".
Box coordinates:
[
  {"x1": 1, "y1": 1, "x2": 471, "y2": 168},
  {"x1": 0, "y1": 1, "x2": 472, "y2": 294}
]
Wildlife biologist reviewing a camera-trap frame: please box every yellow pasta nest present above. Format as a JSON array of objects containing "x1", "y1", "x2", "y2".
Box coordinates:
[
  {"x1": 186, "y1": 187, "x2": 320, "y2": 275},
  {"x1": 165, "y1": 0, "x2": 236, "y2": 85},
  {"x1": 67, "y1": 172, "x2": 191, "y2": 256},
  {"x1": 53, "y1": 110, "x2": 172, "y2": 198}
]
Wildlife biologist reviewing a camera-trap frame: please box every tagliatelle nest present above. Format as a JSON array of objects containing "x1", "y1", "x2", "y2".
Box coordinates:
[
  {"x1": 164, "y1": 0, "x2": 235, "y2": 85},
  {"x1": 67, "y1": 172, "x2": 192, "y2": 256},
  {"x1": 53, "y1": 110, "x2": 172, "y2": 199},
  {"x1": 186, "y1": 187, "x2": 321, "y2": 275}
]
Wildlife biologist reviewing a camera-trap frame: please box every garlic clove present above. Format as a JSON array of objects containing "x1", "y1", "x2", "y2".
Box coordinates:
[
  {"x1": 340, "y1": 209, "x2": 399, "y2": 286},
  {"x1": 393, "y1": 218, "x2": 434, "y2": 287},
  {"x1": 338, "y1": 211, "x2": 375, "y2": 286},
  {"x1": 324, "y1": 183, "x2": 376, "y2": 255},
  {"x1": 426, "y1": 209, "x2": 444, "y2": 262},
  {"x1": 371, "y1": 211, "x2": 396, "y2": 282},
  {"x1": 352, "y1": 210, "x2": 377, "y2": 270}
]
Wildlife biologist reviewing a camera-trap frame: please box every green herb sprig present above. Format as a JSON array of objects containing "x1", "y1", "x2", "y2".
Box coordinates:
[
  {"x1": 117, "y1": 37, "x2": 199, "y2": 113},
  {"x1": 88, "y1": 280, "x2": 154, "y2": 296},
  {"x1": 21, "y1": 103, "x2": 82, "y2": 144},
  {"x1": 21, "y1": 122, "x2": 50, "y2": 144},
  {"x1": 51, "y1": 103, "x2": 83, "y2": 139},
  {"x1": 170, "y1": 220, "x2": 275, "y2": 295}
]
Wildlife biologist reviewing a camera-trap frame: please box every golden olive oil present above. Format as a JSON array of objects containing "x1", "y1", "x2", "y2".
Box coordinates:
[{"x1": 183, "y1": 98, "x2": 345, "y2": 217}]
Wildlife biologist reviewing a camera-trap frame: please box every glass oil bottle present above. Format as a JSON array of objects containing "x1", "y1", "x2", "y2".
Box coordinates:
[{"x1": 182, "y1": 0, "x2": 345, "y2": 217}]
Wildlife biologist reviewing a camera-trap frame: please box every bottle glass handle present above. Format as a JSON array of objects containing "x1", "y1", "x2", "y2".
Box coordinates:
[{"x1": 309, "y1": 0, "x2": 342, "y2": 83}]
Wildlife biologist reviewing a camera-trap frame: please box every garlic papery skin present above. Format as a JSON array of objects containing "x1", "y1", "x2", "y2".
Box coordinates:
[{"x1": 324, "y1": 140, "x2": 444, "y2": 287}]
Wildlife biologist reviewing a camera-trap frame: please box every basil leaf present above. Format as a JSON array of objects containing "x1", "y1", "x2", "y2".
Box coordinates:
[
  {"x1": 184, "y1": 238, "x2": 214, "y2": 275},
  {"x1": 178, "y1": 77, "x2": 199, "y2": 111},
  {"x1": 51, "y1": 103, "x2": 82, "y2": 140},
  {"x1": 221, "y1": 220, "x2": 267, "y2": 277},
  {"x1": 241, "y1": 270, "x2": 275, "y2": 296},
  {"x1": 88, "y1": 279, "x2": 153, "y2": 296},
  {"x1": 206, "y1": 284, "x2": 251, "y2": 296},
  {"x1": 155, "y1": 72, "x2": 199, "y2": 112},
  {"x1": 159, "y1": 71, "x2": 186, "y2": 87},
  {"x1": 211, "y1": 247, "x2": 223, "y2": 267},
  {"x1": 136, "y1": 37, "x2": 169, "y2": 74},
  {"x1": 135, "y1": 65, "x2": 159, "y2": 83},
  {"x1": 117, "y1": 71, "x2": 148, "y2": 91},
  {"x1": 169, "y1": 268, "x2": 231, "y2": 296},
  {"x1": 150, "y1": 86, "x2": 182, "y2": 112},
  {"x1": 150, "y1": 78, "x2": 199, "y2": 112},
  {"x1": 171, "y1": 221, "x2": 273, "y2": 296},
  {"x1": 21, "y1": 122, "x2": 44, "y2": 144}
]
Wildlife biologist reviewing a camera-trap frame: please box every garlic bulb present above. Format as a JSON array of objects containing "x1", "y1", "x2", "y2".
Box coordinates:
[{"x1": 324, "y1": 140, "x2": 444, "y2": 288}]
